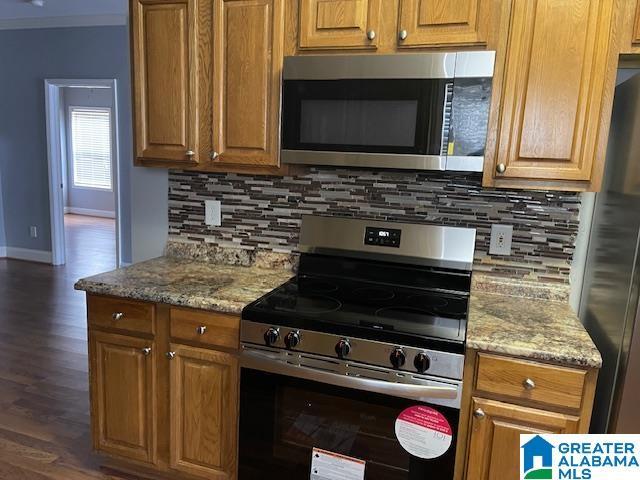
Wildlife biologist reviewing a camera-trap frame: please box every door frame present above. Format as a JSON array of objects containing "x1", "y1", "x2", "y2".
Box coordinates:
[{"x1": 44, "y1": 78, "x2": 122, "y2": 266}]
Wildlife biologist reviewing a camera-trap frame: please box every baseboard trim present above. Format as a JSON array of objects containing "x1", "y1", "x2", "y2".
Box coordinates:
[
  {"x1": 2, "y1": 247, "x2": 53, "y2": 264},
  {"x1": 65, "y1": 207, "x2": 116, "y2": 219}
]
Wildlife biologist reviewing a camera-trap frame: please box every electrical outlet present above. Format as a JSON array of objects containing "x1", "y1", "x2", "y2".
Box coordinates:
[
  {"x1": 489, "y1": 224, "x2": 513, "y2": 255},
  {"x1": 30, "y1": 226, "x2": 38, "y2": 238},
  {"x1": 205, "y1": 200, "x2": 222, "y2": 227}
]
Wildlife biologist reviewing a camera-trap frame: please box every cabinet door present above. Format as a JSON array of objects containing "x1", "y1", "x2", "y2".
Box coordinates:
[
  {"x1": 465, "y1": 398, "x2": 579, "y2": 480},
  {"x1": 131, "y1": 0, "x2": 199, "y2": 165},
  {"x1": 620, "y1": 0, "x2": 640, "y2": 54},
  {"x1": 169, "y1": 344, "x2": 239, "y2": 479},
  {"x1": 299, "y1": 0, "x2": 382, "y2": 50},
  {"x1": 211, "y1": 0, "x2": 284, "y2": 167},
  {"x1": 397, "y1": 0, "x2": 489, "y2": 47},
  {"x1": 89, "y1": 331, "x2": 157, "y2": 464},
  {"x1": 488, "y1": 0, "x2": 617, "y2": 187}
]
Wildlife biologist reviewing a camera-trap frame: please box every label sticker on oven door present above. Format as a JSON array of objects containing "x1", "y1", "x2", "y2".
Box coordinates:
[
  {"x1": 310, "y1": 448, "x2": 365, "y2": 480},
  {"x1": 395, "y1": 406, "x2": 453, "y2": 459}
]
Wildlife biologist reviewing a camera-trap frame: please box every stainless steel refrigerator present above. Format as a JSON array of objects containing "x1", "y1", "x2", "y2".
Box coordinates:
[{"x1": 580, "y1": 70, "x2": 640, "y2": 434}]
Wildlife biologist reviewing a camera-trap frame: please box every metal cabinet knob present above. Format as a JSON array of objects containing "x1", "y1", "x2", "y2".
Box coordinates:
[
  {"x1": 186, "y1": 150, "x2": 195, "y2": 157},
  {"x1": 496, "y1": 163, "x2": 507, "y2": 174},
  {"x1": 209, "y1": 151, "x2": 219, "y2": 160},
  {"x1": 166, "y1": 351, "x2": 176, "y2": 360},
  {"x1": 196, "y1": 325, "x2": 207, "y2": 335},
  {"x1": 141, "y1": 347, "x2": 152, "y2": 356},
  {"x1": 367, "y1": 30, "x2": 376, "y2": 41},
  {"x1": 523, "y1": 378, "x2": 536, "y2": 390},
  {"x1": 399, "y1": 29, "x2": 408, "y2": 41},
  {"x1": 473, "y1": 408, "x2": 486, "y2": 420},
  {"x1": 112, "y1": 312, "x2": 124, "y2": 321}
]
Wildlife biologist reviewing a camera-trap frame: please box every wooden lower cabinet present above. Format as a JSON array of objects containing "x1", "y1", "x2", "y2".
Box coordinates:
[
  {"x1": 89, "y1": 330, "x2": 157, "y2": 465},
  {"x1": 88, "y1": 296, "x2": 241, "y2": 480},
  {"x1": 465, "y1": 398, "x2": 579, "y2": 479},
  {"x1": 169, "y1": 344, "x2": 239, "y2": 479}
]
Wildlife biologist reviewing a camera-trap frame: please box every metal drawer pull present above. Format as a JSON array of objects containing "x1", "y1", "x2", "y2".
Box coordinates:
[
  {"x1": 209, "y1": 151, "x2": 219, "y2": 160},
  {"x1": 196, "y1": 325, "x2": 207, "y2": 335},
  {"x1": 523, "y1": 378, "x2": 536, "y2": 390},
  {"x1": 399, "y1": 29, "x2": 408, "y2": 41},
  {"x1": 186, "y1": 150, "x2": 195, "y2": 157},
  {"x1": 367, "y1": 30, "x2": 376, "y2": 41},
  {"x1": 166, "y1": 351, "x2": 176, "y2": 360},
  {"x1": 241, "y1": 350, "x2": 458, "y2": 402},
  {"x1": 473, "y1": 408, "x2": 486, "y2": 420},
  {"x1": 112, "y1": 312, "x2": 124, "y2": 321},
  {"x1": 496, "y1": 163, "x2": 506, "y2": 174},
  {"x1": 141, "y1": 347, "x2": 152, "y2": 356}
]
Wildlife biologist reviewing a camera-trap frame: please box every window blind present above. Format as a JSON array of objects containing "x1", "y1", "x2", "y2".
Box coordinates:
[{"x1": 70, "y1": 108, "x2": 113, "y2": 190}]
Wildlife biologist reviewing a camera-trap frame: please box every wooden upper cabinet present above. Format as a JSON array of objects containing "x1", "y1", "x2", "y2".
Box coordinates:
[
  {"x1": 619, "y1": 0, "x2": 640, "y2": 54},
  {"x1": 486, "y1": 0, "x2": 618, "y2": 190},
  {"x1": 89, "y1": 331, "x2": 157, "y2": 465},
  {"x1": 131, "y1": 0, "x2": 199, "y2": 166},
  {"x1": 211, "y1": 0, "x2": 284, "y2": 167},
  {"x1": 465, "y1": 398, "x2": 579, "y2": 480},
  {"x1": 298, "y1": 0, "x2": 382, "y2": 50},
  {"x1": 169, "y1": 344, "x2": 238, "y2": 480},
  {"x1": 397, "y1": 0, "x2": 489, "y2": 47}
]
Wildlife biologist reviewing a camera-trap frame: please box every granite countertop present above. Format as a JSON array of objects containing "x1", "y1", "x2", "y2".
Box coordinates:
[
  {"x1": 75, "y1": 241, "x2": 601, "y2": 368},
  {"x1": 468, "y1": 292, "x2": 602, "y2": 368},
  {"x1": 74, "y1": 252, "x2": 294, "y2": 315}
]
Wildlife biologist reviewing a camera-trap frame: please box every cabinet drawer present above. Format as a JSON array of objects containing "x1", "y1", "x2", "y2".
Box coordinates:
[
  {"x1": 88, "y1": 295, "x2": 155, "y2": 335},
  {"x1": 170, "y1": 308, "x2": 240, "y2": 350},
  {"x1": 475, "y1": 354, "x2": 586, "y2": 410}
]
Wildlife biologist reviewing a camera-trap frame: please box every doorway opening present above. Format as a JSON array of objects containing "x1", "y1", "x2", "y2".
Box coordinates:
[{"x1": 44, "y1": 79, "x2": 122, "y2": 267}]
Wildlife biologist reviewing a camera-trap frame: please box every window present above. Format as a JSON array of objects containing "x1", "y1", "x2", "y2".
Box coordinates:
[{"x1": 70, "y1": 107, "x2": 113, "y2": 190}]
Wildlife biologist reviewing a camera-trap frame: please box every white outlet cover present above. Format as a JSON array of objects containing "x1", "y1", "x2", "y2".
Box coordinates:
[
  {"x1": 489, "y1": 224, "x2": 513, "y2": 256},
  {"x1": 205, "y1": 200, "x2": 221, "y2": 227}
]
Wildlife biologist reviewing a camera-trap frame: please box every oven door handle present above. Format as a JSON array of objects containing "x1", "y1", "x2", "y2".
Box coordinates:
[{"x1": 241, "y1": 350, "x2": 459, "y2": 402}]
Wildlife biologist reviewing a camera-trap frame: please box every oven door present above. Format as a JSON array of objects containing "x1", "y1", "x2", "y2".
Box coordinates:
[{"x1": 239, "y1": 347, "x2": 461, "y2": 480}]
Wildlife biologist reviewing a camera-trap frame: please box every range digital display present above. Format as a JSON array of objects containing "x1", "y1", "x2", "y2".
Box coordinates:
[{"x1": 365, "y1": 227, "x2": 401, "y2": 248}]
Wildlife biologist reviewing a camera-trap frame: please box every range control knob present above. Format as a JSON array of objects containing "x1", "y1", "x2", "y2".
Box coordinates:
[
  {"x1": 414, "y1": 352, "x2": 431, "y2": 373},
  {"x1": 335, "y1": 339, "x2": 351, "y2": 358},
  {"x1": 390, "y1": 348, "x2": 406, "y2": 369},
  {"x1": 285, "y1": 330, "x2": 301, "y2": 349},
  {"x1": 263, "y1": 327, "x2": 279, "y2": 346}
]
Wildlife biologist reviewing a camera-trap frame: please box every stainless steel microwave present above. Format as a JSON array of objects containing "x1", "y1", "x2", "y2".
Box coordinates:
[{"x1": 280, "y1": 52, "x2": 495, "y2": 172}]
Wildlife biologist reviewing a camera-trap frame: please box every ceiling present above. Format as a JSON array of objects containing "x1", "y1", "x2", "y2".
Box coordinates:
[{"x1": 0, "y1": 0, "x2": 126, "y2": 20}]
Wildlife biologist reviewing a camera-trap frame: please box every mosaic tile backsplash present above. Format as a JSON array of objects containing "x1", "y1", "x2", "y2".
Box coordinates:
[{"x1": 168, "y1": 169, "x2": 581, "y2": 284}]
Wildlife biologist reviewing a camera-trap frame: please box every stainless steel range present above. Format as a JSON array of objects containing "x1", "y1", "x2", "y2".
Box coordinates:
[{"x1": 238, "y1": 215, "x2": 476, "y2": 479}]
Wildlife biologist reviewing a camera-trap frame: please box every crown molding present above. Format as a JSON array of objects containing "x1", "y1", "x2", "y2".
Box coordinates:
[{"x1": 0, "y1": 14, "x2": 127, "y2": 31}]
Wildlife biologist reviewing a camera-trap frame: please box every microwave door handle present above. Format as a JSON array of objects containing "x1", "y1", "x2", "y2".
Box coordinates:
[{"x1": 241, "y1": 350, "x2": 458, "y2": 401}]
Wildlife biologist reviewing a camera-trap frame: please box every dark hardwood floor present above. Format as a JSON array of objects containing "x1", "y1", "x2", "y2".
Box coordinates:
[{"x1": 0, "y1": 214, "x2": 127, "y2": 479}]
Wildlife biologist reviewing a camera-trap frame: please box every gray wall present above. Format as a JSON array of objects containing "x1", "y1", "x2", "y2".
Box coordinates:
[
  {"x1": 62, "y1": 86, "x2": 115, "y2": 215},
  {"x1": 0, "y1": 25, "x2": 168, "y2": 264},
  {"x1": 0, "y1": 167, "x2": 6, "y2": 248}
]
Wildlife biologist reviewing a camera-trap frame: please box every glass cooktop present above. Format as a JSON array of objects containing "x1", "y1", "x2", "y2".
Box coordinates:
[{"x1": 242, "y1": 274, "x2": 468, "y2": 349}]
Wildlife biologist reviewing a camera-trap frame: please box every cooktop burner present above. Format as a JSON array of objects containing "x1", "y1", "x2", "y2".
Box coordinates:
[{"x1": 272, "y1": 295, "x2": 342, "y2": 315}]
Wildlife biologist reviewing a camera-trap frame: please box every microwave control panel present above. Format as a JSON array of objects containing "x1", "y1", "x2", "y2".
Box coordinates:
[{"x1": 364, "y1": 227, "x2": 401, "y2": 248}]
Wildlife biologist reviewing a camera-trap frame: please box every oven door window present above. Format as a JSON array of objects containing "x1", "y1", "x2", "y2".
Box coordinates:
[
  {"x1": 281, "y1": 79, "x2": 452, "y2": 155},
  {"x1": 239, "y1": 369, "x2": 458, "y2": 480}
]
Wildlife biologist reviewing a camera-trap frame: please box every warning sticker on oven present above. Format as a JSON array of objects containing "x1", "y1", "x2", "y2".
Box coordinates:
[
  {"x1": 310, "y1": 448, "x2": 365, "y2": 480},
  {"x1": 395, "y1": 406, "x2": 453, "y2": 459}
]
